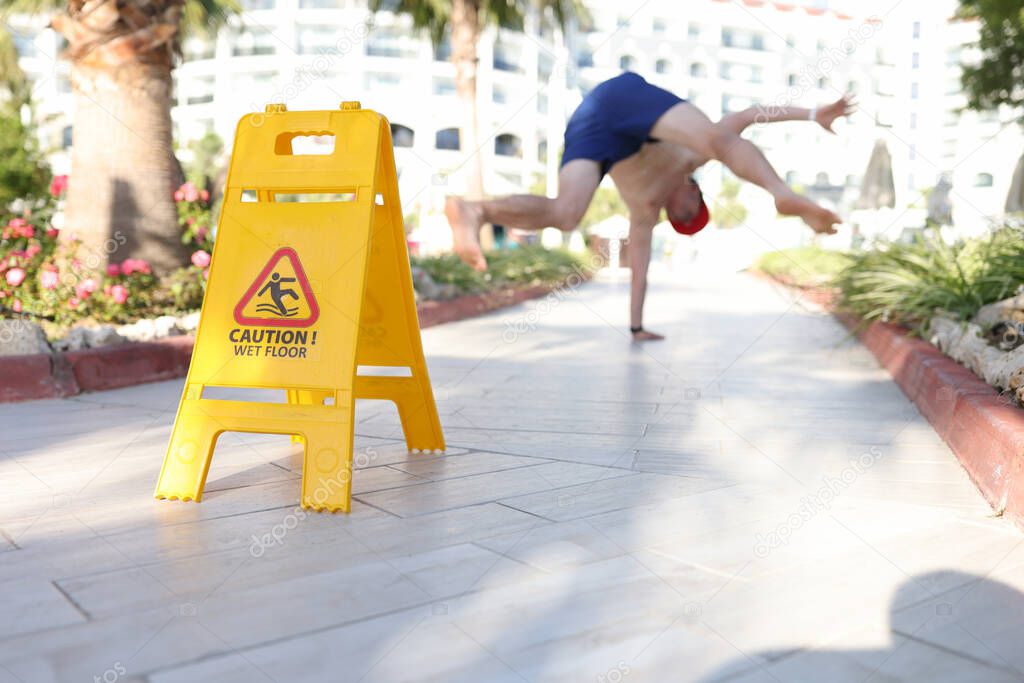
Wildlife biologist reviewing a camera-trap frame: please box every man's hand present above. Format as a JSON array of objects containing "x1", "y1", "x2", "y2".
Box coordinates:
[
  {"x1": 632, "y1": 329, "x2": 665, "y2": 342},
  {"x1": 815, "y1": 94, "x2": 856, "y2": 134}
]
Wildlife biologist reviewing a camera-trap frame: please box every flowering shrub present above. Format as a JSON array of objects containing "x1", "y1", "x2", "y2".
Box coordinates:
[
  {"x1": 0, "y1": 177, "x2": 161, "y2": 326},
  {"x1": 175, "y1": 181, "x2": 214, "y2": 252}
]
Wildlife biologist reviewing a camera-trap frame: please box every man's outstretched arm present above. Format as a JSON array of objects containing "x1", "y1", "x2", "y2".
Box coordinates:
[{"x1": 650, "y1": 102, "x2": 840, "y2": 235}]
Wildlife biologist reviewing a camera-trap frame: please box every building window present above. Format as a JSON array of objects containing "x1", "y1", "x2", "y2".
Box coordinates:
[
  {"x1": 912, "y1": 21, "x2": 921, "y2": 39},
  {"x1": 655, "y1": 58, "x2": 671, "y2": 75},
  {"x1": 910, "y1": 112, "x2": 917, "y2": 129},
  {"x1": 975, "y1": 173, "x2": 994, "y2": 187},
  {"x1": 909, "y1": 144, "x2": 916, "y2": 160},
  {"x1": 688, "y1": 24, "x2": 700, "y2": 40},
  {"x1": 577, "y1": 50, "x2": 594, "y2": 68},
  {"x1": 297, "y1": 24, "x2": 336, "y2": 54},
  {"x1": 619, "y1": 54, "x2": 637, "y2": 71},
  {"x1": 366, "y1": 27, "x2": 419, "y2": 59},
  {"x1": 720, "y1": 62, "x2": 760, "y2": 83},
  {"x1": 690, "y1": 62, "x2": 706, "y2": 78},
  {"x1": 183, "y1": 38, "x2": 215, "y2": 61},
  {"x1": 911, "y1": 82, "x2": 919, "y2": 99},
  {"x1": 432, "y1": 77, "x2": 455, "y2": 96},
  {"x1": 495, "y1": 133, "x2": 522, "y2": 158},
  {"x1": 233, "y1": 28, "x2": 275, "y2": 56},
  {"x1": 299, "y1": 0, "x2": 343, "y2": 6},
  {"x1": 494, "y1": 41, "x2": 522, "y2": 73},
  {"x1": 653, "y1": 18, "x2": 667, "y2": 34},
  {"x1": 436, "y1": 128, "x2": 460, "y2": 151},
  {"x1": 785, "y1": 171, "x2": 799, "y2": 185},
  {"x1": 538, "y1": 139, "x2": 548, "y2": 163},
  {"x1": 720, "y1": 28, "x2": 761, "y2": 49},
  {"x1": 391, "y1": 124, "x2": 414, "y2": 148},
  {"x1": 187, "y1": 76, "x2": 215, "y2": 105},
  {"x1": 787, "y1": 74, "x2": 798, "y2": 87},
  {"x1": 12, "y1": 30, "x2": 36, "y2": 57},
  {"x1": 818, "y1": 76, "x2": 828, "y2": 89},
  {"x1": 493, "y1": 85, "x2": 508, "y2": 104},
  {"x1": 242, "y1": 0, "x2": 274, "y2": 9},
  {"x1": 912, "y1": 52, "x2": 919, "y2": 69},
  {"x1": 62, "y1": 125, "x2": 72, "y2": 149},
  {"x1": 538, "y1": 53, "x2": 554, "y2": 80},
  {"x1": 538, "y1": 93, "x2": 548, "y2": 114},
  {"x1": 434, "y1": 37, "x2": 452, "y2": 61},
  {"x1": 364, "y1": 72, "x2": 403, "y2": 89}
]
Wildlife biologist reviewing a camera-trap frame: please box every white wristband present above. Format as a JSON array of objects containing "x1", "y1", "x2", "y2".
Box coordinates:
[{"x1": 808, "y1": 107, "x2": 817, "y2": 121}]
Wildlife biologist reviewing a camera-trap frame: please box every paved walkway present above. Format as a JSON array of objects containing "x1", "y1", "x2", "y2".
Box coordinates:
[{"x1": 1, "y1": 269, "x2": 1022, "y2": 683}]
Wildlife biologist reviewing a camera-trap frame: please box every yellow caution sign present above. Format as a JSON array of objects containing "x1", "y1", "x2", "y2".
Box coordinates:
[{"x1": 155, "y1": 102, "x2": 445, "y2": 513}]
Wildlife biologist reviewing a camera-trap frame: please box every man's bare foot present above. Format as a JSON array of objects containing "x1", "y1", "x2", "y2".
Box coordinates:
[
  {"x1": 775, "y1": 194, "x2": 841, "y2": 235},
  {"x1": 444, "y1": 196, "x2": 487, "y2": 271}
]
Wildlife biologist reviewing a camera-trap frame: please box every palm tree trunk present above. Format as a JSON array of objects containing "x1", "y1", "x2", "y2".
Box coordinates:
[
  {"x1": 64, "y1": 63, "x2": 186, "y2": 274},
  {"x1": 450, "y1": 0, "x2": 493, "y2": 250}
]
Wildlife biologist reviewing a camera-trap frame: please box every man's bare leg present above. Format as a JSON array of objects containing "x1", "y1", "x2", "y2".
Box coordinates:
[
  {"x1": 650, "y1": 103, "x2": 840, "y2": 234},
  {"x1": 446, "y1": 160, "x2": 602, "y2": 270}
]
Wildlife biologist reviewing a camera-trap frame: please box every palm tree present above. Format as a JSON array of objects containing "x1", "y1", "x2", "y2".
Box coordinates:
[
  {"x1": 369, "y1": 0, "x2": 584, "y2": 249},
  {"x1": 0, "y1": 0, "x2": 237, "y2": 274}
]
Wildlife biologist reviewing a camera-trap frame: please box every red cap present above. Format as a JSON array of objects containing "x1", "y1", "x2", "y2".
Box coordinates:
[{"x1": 669, "y1": 194, "x2": 710, "y2": 236}]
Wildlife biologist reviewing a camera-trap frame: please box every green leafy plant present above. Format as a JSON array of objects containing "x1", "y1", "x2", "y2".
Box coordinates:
[
  {"x1": 411, "y1": 245, "x2": 590, "y2": 298},
  {"x1": 834, "y1": 227, "x2": 1024, "y2": 333},
  {"x1": 755, "y1": 245, "x2": 852, "y2": 288}
]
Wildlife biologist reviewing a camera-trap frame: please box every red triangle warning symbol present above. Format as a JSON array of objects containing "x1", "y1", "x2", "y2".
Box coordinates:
[{"x1": 234, "y1": 248, "x2": 320, "y2": 328}]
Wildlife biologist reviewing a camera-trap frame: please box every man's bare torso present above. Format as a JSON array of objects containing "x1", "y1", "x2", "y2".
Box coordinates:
[{"x1": 608, "y1": 141, "x2": 707, "y2": 226}]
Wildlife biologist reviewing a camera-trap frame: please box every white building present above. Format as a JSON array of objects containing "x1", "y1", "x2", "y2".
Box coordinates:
[{"x1": 7, "y1": 0, "x2": 1023, "y2": 240}]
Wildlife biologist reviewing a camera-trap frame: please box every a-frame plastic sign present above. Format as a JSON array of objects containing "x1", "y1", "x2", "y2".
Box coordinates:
[{"x1": 155, "y1": 102, "x2": 445, "y2": 513}]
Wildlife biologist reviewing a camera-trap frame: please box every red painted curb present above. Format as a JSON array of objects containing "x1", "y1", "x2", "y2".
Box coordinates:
[
  {"x1": 0, "y1": 353, "x2": 78, "y2": 402},
  {"x1": 759, "y1": 271, "x2": 1024, "y2": 531},
  {"x1": 64, "y1": 336, "x2": 195, "y2": 393},
  {"x1": 0, "y1": 280, "x2": 571, "y2": 403}
]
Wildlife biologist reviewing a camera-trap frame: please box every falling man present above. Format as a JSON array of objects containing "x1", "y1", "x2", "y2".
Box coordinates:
[{"x1": 445, "y1": 72, "x2": 855, "y2": 340}]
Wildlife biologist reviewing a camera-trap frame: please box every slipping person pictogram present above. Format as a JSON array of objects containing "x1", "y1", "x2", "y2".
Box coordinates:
[
  {"x1": 256, "y1": 272, "x2": 300, "y2": 317},
  {"x1": 234, "y1": 247, "x2": 320, "y2": 328}
]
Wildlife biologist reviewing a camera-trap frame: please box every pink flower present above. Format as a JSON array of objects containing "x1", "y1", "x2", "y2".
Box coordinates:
[
  {"x1": 120, "y1": 258, "x2": 151, "y2": 276},
  {"x1": 186, "y1": 217, "x2": 195, "y2": 225},
  {"x1": 46, "y1": 227, "x2": 59, "y2": 238},
  {"x1": 39, "y1": 269, "x2": 59, "y2": 290},
  {"x1": 25, "y1": 243, "x2": 41, "y2": 258},
  {"x1": 75, "y1": 278, "x2": 98, "y2": 299},
  {"x1": 68, "y1": 296, "x2": 80, "y2": 310},
  {"x1": 178, "y1": 181, "x2": 199, "y2": 202},
  {"x1": 173, "y1": 189, "x2": 185, "y2": 202},
  {"x1": 109, "y1": 284, "x2": 129, "y2": 304},
  {"x1": 11, "y1": 299, "x2": 21, "y2": 313},
  {"x1": 196, "y1": 226, "x2": 209, "y2": 240},
  {"x1": 5, "y1": 268, "x2": 26, "y2": 287},
  {"x1": 49, "y1": 175, "x2": 68, "y2": 197},
  {"x1": 200, "y1": 189, "x2": 210, "y2": 202},
  {"x1": 203, "y1": 268, "x2": 210, "y2": 280},
  {"x1": 106, "y1": 263, "x2": 121, "y2": 277},
  {"x1": 191, "y1": 249, "x2": 211, "y2": 268}
]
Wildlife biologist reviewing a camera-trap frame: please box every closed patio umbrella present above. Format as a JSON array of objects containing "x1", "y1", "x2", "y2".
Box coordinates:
[
  {"x1": 927, "y1": 175, "x2": 953, "y2": 226},
  {"x1": 1006, "y1": 152, "x2": 1024, "y2": 213},
  {"x1": 856, "y1": 139, "x2": 896, "y2": 210}
]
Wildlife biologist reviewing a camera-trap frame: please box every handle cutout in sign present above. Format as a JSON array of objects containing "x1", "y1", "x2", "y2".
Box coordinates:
[
  {"x1": 275, "y1": 132, "x2": 336, "y2": 156},
  {"x1": 272, "y1": 191, "x2": 357, "y2": 203}
]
